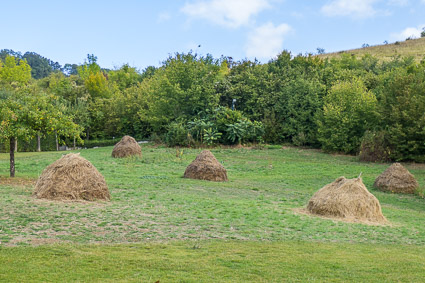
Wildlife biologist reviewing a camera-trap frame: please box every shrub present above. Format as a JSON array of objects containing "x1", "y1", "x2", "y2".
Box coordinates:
[
  {"x1": 317, "y1": 78, "x2": 379, "y2": 154},
  {"x1": 359, "y1": 131, "x2": 391, "y2": 162},
  {"x1": 165, "y1": 121, "x2": 189, "y2": 147}
]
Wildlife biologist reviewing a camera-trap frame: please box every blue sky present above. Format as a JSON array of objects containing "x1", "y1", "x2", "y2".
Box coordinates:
[{"x1": 1, "y1": 0, "x2": 424, "y2": 70}]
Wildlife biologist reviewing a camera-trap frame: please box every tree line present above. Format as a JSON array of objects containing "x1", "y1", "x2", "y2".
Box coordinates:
[{"x1": 1, "y1": 49, "x2": 425, "y2": 163}]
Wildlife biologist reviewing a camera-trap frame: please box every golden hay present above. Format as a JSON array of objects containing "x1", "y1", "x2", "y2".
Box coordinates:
[
  {"x1": 33, "y1": 153, "x2": 110, "y2": 201},
  {"x1": 111, "y1": 135, "x2": 142, "y2": 158},
  {"x1": 307, "y1": 177, "x2": 386, "y2": 224},
  {"x1": 374, "y1": 163, "x2": 419, "y2": 194},
  {"x1": 184, "y1": 150, "x2": 228, "y2": 182}
]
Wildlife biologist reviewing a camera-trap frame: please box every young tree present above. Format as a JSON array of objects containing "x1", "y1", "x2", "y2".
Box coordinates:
[
  {"x1": 0, "y1": 90, "x2": 83, "y2": 177},
  {"x1": 317, "y1": 78, "x2": 378, "y2": 153},
  {"x1": 0, "y1": 55, "x2": 31, "y2": 89}
]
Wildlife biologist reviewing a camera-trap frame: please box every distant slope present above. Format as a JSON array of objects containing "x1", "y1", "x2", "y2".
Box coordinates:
[{"x1": 317, "y1": 37, "x2": 425, "y2": 62}]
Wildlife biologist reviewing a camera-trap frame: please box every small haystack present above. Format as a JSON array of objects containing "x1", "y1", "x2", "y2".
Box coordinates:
[
  {"x1": 184, "y1": 150, "x2": 228, "y2": 182},
  {"x1": 111, "y1": 135, "x2": 142, "y2": 158},
  {"x1": 33, "y1": 153, "x2": 110, "y2": 201},
  {"x1": 307, "y1": 177, "x2": 386, "y2": 224},
  {"x1": 374, "y1": 163, "x2": 418, "y2": 194}
]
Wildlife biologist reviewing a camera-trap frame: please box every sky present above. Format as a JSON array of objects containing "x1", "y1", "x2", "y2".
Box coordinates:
[{"x1": 1, "y1": 0, "x2": 425, "y2": 70}]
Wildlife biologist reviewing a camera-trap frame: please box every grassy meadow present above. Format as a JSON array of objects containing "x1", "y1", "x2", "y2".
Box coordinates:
[
  {"x1": 318, "y1": 37, "x2": 425, "y2": 62},
  {"x1": 1, "y1": 145, "x2": 425, "y2": 281}
]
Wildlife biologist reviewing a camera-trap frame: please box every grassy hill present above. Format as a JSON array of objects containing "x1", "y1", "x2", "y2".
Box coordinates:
[{"x1": 318, "y1": 37, "x2": 425, "y2": 62}]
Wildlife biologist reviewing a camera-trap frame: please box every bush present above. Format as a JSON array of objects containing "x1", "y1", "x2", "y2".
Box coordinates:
[
  {"x1": 165, "y1": 121, "x2": 189, "y2": 147},
  {"x1": 377, "y1": 67, "x2": 425, "y2": 161},
  {"x1": 359, "y1": 131, "x2": 391, "y2": 162},
  {"x1": 317, "y1": 78, "x2": 379, "y2": 154},
  {"x1": 187, "y1": 107, "x2": 264, "y2": 145}
]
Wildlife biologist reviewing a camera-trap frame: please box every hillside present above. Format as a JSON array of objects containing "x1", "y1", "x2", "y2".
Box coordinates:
[{"x1": 318, "y1": 37, "x2": 425, "y2": 62}]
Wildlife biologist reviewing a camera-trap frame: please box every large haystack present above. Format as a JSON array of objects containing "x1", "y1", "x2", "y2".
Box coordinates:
[
  {"x1": 307, "y1": 177, "x2": 386, "y2": 224},
  {"x1": 374, "y1": 163, "x2": 418, "y2": 194},
  {"x1": 33, "y1": 153, "x2": 110, "y2": 201},
  {"x1": 111, "y1": 135, "x2": 142, "y2": 158},
  {"x1": 184, "y1": 150, "x2": 228, "y2": 182}
]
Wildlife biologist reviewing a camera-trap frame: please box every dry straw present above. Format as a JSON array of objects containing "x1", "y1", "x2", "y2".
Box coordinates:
[
  {"x1": 307, "y1": 177, "x2": 386, "y2": 224},
  {"x1": 111, "y1": 135, "x2": 142, "y2": 158},
  {"x1": 184, "y1": 150, "x2": 228, "y2": 182},
  {"x1": 33, "y1": 153, "x2": 110, "y2": 201},
  {"x1": 374, "y1": 163, "x2": 418, "y2": 194}
]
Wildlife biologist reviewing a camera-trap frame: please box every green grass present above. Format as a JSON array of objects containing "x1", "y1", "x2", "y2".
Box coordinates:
[
  {"x1": 318, "y1": 37, "x2": 425, "y2": 62},
  {"x1": 1, "y1": 241, "x2": 425, "y2": 282},
  {"x1": 1, "y1": 145, "x2": 425, "y2": 281}
]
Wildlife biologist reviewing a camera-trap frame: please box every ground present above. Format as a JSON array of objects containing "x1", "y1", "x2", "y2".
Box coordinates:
[{"x1": 0, "y1": 145, "x2": 424, "y2": 281}]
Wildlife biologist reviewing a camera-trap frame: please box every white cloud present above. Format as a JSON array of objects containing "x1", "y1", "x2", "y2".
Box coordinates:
[
  {"x1": 391, "y1": 24, "x2": 425, "y2": 40},
  {"x1": 321, "y1": 0, "x2": 379, "y2": 18},
  {"x1": 181, "y1": 0, "x2": 271, "y2": 28},
  {"x1": 157, "y1": 12, "x2": 171, "y2": 23},
  {"x1": 245, "y1": 22, "x2": 292, "y2": 59}
]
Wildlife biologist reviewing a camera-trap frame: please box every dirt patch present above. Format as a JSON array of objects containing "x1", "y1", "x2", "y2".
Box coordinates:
[{"x1": 0, "y1": 177, "x2": 36, "y2": 187}]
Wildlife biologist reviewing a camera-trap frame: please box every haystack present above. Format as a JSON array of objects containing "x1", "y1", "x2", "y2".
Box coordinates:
[
  {"x1": 111, "y1": 135, "x2": 142, "y2": 158},
  {"x1": 33, "y1": 153, "x2": 110, "y2": 201},
  {"x1": 374, "y1": 163, "x2": 418, "y2": 194},
  {"x1": 307, "y1": 177, "x2": 386, "y2": 223},
  {"x1": 184, "y1": 150, "x2": 228, "y2": 182}
]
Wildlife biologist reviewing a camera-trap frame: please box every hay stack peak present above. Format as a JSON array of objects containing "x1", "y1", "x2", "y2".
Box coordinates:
[
  {"x1": 307, "y1": 177, "x2": 386, "y2": 224},
  {"x1": 33, "y1": 153, "x2": 110, "y2": 201},
  {"x1": 374, "y1": 163, "x2": 418, "y2": 194},
  {"x1": 112, "y1": 135, "x2": 142, "y2": 158},
  {"x1": 184, "y1": 150, "x2": 228, "y2": 182}
]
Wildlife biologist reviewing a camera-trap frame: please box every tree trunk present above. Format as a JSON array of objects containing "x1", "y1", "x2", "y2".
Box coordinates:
[
  {"x1": 55, "y1": 131, "x2": 59, "y2": 151},
  {"x1": 10, "y1": 137, "x2": 15, "y2": 177},
  {"x1": 37, "y1": 134, "x2": 41, "y2": 152},
  {"x1": 14, "y1": 138, "x2": 17, "y2": 152}
]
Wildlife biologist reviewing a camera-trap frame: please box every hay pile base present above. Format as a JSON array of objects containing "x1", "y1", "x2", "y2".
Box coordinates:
[
  {"x1": 33, "y1": 153, "x2": 110, "y2": 201},
  {"x1": 307, "y1": 177, "x2": 386, "y2": 224},
  {"x1": 184, "y1": 150, "x2": 228, "y2": 182},
  {"x1": 112, "y1": 135, "x2": 142, "y2": 158},
  {"x1": 374, "y1": 163, "x2": 418, "y2": 194}
]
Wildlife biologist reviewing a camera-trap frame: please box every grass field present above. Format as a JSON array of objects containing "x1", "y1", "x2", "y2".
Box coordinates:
[
  {"x1": 1, "y1": 145, "x2": 425, "y2": 281},
  {"x1": 318, "y1": 37, "x2": 425, "y2": 62}
]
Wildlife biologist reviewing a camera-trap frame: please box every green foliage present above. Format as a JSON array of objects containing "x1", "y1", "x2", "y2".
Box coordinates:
[
  {"x1": 3, "y1": 48, "x2": 425, "y2": 161},
  {"x1": 0, "y1": 55, "x2": 32, "y2": 89},
  {"x1": 187, "y1": 118, "x2": 214, "y2": 144},
  {"x1": 77, "y1": 54, "x2": 110, "y2": 99},
  {"x1": 165, "y1": 121, "x2": 189, "y2": 147},
  {"x1": 317, "y1": 78, "x2": 378, "y2": 153},
  {"x1": 22, "y1": 52, "x2": 61, "y2": 79},
  {"x1": 359, "y1": 130, "x2": 391, "y2": 162},
  {"x1": 108, "y1": 64, "x2": 142, "y2": 91},
  {"x1": 0, "y1": 90, "x2": 83, "y2": 143},
  {"x1": 138, "y1": 52, "x2": 225, "y2": 132},
  {"x1": 376, "y1": 65, "x2": 425, "y2": 161},
  {"x1": 203, "y1": 128, "x2": 222, "y2": 146}
]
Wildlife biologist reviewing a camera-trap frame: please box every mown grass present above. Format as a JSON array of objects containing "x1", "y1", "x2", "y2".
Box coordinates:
[
  {"x1": 318, "y1": 37, "x2": 425, "y2": 62},
  {"x1": 1, "y1": 145, "x2": 425, "y2": 281},
  {"x1": 1, "y1": 241, "x2": 425, "y2": 282}
]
